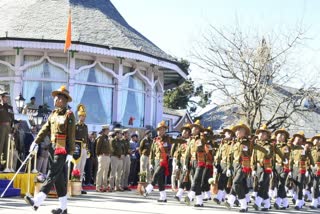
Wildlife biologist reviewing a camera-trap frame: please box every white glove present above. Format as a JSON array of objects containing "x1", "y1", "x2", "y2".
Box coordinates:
[
  {"x1": 29, "y1": 141, "x2": 38, "y2": 153},
  {"x1": 301, "y1": 149, "x2": 306, "y2": 155},
  {"x1": 270, "y1": 171, "x2": 273, "y2": 179},
  {"x1": 288, "y1": 172, "x2": 292, "y2": 178},
  {"x1": 183, "y1": 165, "x2": 187, "y2": 171},
  {"x1": 226, "y1": 169, "x2": 231, "y2": 177},
  {"x1": 149, "y1": 165, "x2": 153, "y2": 171},
  {"x1": 252, "y1": 171, "x2": 256, "y2": 177},
  {"x1": 213, "y1": 168, "x2": 218, "y2": 175},
  {"x1": 66, "y1": 154, "x2": 73, "y2": 163},
  {"x1": 305, "y1": 171, "x2": 309, "y2": 177},
  {"x1": 283, "y1": 158, "x2": 288, "y2": 165}
]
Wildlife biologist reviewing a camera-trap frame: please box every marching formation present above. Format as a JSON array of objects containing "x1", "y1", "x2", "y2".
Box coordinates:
[{"x1": 143, "y1": 120, "x2": 320, "y2": 213}]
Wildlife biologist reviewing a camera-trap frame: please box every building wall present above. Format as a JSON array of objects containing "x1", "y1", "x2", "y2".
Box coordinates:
[{"x1": 0, "y1": 47, "x2": 165, "y2": 132}]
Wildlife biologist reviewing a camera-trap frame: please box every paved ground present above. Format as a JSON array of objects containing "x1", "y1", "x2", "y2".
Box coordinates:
[{"x1": 1, "y1": 190, "x2": 320, "y2": 214}]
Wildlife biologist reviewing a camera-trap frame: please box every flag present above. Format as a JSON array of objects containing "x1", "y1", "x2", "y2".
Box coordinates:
[{"x1": 64, "y1": 9, "x2": 72, "y2": 53}]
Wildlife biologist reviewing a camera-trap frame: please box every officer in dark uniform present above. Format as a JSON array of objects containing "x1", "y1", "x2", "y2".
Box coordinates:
[
  {"x1": 139, "y1": 130, "x2": 153, "y2": 183},
  {"x1": 0, "y1": 91, "x2": 14, "y2": 170},
  {"x1": 24, "y1": 85, "x2": 75, "y2": 214}
]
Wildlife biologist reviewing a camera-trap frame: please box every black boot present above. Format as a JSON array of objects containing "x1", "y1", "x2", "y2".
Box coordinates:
[
  {"x1": 24, "y1": 195, "x2": 38, "y2": 211},
  {"x1": 51, "y1": 208, "x2": 68, "y2": 214}
]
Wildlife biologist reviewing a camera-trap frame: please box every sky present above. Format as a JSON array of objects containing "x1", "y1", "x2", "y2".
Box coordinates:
[{"x1": 111, "y1": 0, "x2": 320, "y2": 87}]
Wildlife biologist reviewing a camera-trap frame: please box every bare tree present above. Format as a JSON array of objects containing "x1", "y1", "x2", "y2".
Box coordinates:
[{"x1": 192, "y1": 25, "x2": 318, "y2": 132}]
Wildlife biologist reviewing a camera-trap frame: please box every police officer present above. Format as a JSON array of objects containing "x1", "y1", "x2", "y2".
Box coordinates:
[
  {"x1": 289, "y1": 131, "x2": 314, "y2": 210},
  {"x1": 225, "y1": 123, "x2": 252, "y2": 213},
  {"x1": 273, "y1": 128, "x2": 291, "y2": 209},
  {"x1": 25, "y1": 85, "x2": 75, "y2": 214},
  {"x1": 0, "y1": 91, "x2": 14, "y2": 169},
  {"x1": 73, "y1": 104, "x2": 89, "y2": 194},
  {"x1": 143, "y1": 121, "x2": 183, "y2": 202},
  {"x1": 174, "y1": 124, "x2": 191, "y2": 201},
  {"x1": 139, "y1": 130, "x2": 153, "y2": 183},
  {"x1": 213, "y1": 126, "x2": 235, "y2": 204},
  {"x1": 121, "y1": 129, "x2": 131, "y2": 191},
  {"x1": 95, "y1": 125, "x2": 111, "y2": 192},
  {"x1": 109, "y1": 128, "x2": 125, "y2": 191},
  {"x1": 184, "y1": 120, "x2": 206, "y2": 207}
]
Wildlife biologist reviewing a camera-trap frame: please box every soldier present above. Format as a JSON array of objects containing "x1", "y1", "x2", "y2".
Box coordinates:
[
  {"x1": 171, "y1": 129, "x2": 180, "y2": 192},
  {"x1": 0, "y1": 91, "x2": 14, "y2": 170},
  {"x1": 289, "y1": 131, "x2": 314, "y2": 210},
  {"x1": 121, "y1": 129, "x2": 131, "y2": 191},
  {"x1": 310, "y1": 134, "x2": 320, "y2": 209},
  {"x1": 252, "y1": 125, "x2": 283, "y2": 211},
  {"x1": 201, "y1": 127, "x2": 215, "y2": 201},
  {"x1": 109, "y1": 128, "x2": 125, "y2": 191},
  {"x1": 213, "y1": 126, "x2": 235, "y2": 204},
  {"x1": 25, "y1": 85, "x2": 75, "y2": 214},
  {"x1": 139, "y1": 130, "x2": 153, "y2": 183},
  {"x1": 73, "y1": 104, "x2": 89, "y2": 194},
  {"x1": 174, "y1": 124, "x2": 192, "y2": 201},
  {"x1": 273, "y1": 128, "x2": 291, "y2": 210},
  {"x1": 184, "y1": 120, "x2": 206, "y2": 207},
  {"x1": 143, "y1": 121, "x2": 182, "y2": 202},
  {"x1": 224, "y1": 123, "x2": 252, "y2": 213},
  {"x1": 95, "y1": 125, "x2": 111, "y2": 192}
]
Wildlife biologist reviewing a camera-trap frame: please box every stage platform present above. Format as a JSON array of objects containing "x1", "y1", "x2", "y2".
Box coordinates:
[{"x1": 0, "y1": 173, "x2": 37, "y2": 196}]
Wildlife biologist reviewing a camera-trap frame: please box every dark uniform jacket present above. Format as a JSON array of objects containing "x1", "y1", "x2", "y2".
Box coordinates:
[
  {"x1": 139, "y1": 136, "x2": 152, "y2": 156},
  {"x1": 75, "y1": 122, "x2": 89, "y2": 149},
  {"x1": 95, "y1": 134, "x2": 111, "y2": 156},
  {"x1": 110, "y1": 137, "x2": 124, "y2": 157},
  {"x1": 0, "y1": 103, "x2": 14, "y2": 125}
]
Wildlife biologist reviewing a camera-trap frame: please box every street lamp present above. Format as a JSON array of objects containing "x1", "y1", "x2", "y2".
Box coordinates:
[
  {"x1": 33, "y1": 112, "x2": 43, "y2": 127},
  {"x1": 15, "y1": 93, "x2": 25, "y2": 113}
]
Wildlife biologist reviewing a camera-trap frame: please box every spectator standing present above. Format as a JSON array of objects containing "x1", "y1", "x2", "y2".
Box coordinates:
[{"x1": 129, "y1": 134, "x2": 140, "y2": 186}]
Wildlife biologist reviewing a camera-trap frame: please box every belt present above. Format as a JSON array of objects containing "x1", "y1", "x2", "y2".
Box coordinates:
[{"x1": 0, "y1": 122, "x2": 10, "y2": 126}]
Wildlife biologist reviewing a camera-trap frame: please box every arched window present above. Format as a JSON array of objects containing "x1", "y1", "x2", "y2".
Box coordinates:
[
  {"x1": 0, "y1": 55, "x2": 15, "y2": 104},
  {"x1": 22, "y1": 56, "x2": 67, "y2": 110},
  {"x1": 73, "y1": 59, "x2": 114, "y2": 124},
  {"x1": 120, "y1": 67, "x2": 145, "y2": 127}
]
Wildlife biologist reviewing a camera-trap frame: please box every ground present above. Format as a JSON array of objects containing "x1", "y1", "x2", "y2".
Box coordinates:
[{"x1": 1, "y1": 190, "x2": 320, "y2": 214}]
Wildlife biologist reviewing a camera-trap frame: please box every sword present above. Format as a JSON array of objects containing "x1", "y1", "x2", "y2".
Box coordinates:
[{"x1": 0, "y1": 147, "x2": 38, "y2": 198}]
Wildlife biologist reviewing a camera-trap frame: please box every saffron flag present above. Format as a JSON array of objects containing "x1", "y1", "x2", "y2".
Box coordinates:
[{"x1": 64, "y1": 9, "x2": 72, "y2": 53}]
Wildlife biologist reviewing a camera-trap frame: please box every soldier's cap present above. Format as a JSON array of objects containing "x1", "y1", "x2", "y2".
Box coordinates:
[
  {"x1": 255, "y1": 124, "x2": 271, "y2": 136},
  {"x1": 0, "y1": 91, "x2": 9, "y2": 97},
  {"x1": 221, "y1": 126, "x2": 235, "y2": 136},
  {"x1": 113, "y1": 128, "x2": 122, "y2": 133},
  {"x1": 292, "y1": 131, "x2": 306, "y2": 141},
  {"x1": 274, "y1": 128, "x2": 290, "y2": 140},
  {"x1": 180, "y1": 123, "x2": 191, "y2": 132},
  {"x1": 306, "y1": 138, "x2": 313, "y2": 145},
  {"x1": 51, "y1": 85, "x2": 72, "y2": 102},
  {"x1": 311, "y1": 134, "x2": 320, "y2": 142},
  {"x1": 145, "y1": 129, "x2": 152, "y2": 135},
  {"x1": 203, "y1": 126, "x2": 214, "y2": 135},
  {"x1": 190, "y1": 120, "x2": 204, "y2": 131},
  {"x1": 101, "y1": 124, "x2": 110, "y2": 130},
  {"x1": 156, "y1": 121, "x2": 168, "y2": 130},
  {"x1": 131, "y1": 133, "x2": 138, "y2": 138},
  {"x1": 122, "y1": 128, "x2": 129, "y2": 133},
  {"x1": 232, "y1": 122, "x2": 251, "y2": 136},
  {"x1": 108, "y1": 132, "x2": 114, "y2": 136}
]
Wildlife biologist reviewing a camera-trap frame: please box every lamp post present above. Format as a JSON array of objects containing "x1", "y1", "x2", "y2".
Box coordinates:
[
  {"x1": 15, "y1": 93, "x2": 25, "y2": 114},
  {"x1": 33, "y1": 112, "x2": 44, "y2": 128}
]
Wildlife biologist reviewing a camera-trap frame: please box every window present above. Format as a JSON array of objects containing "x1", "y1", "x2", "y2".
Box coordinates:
[
  {"x1": 0, "y1": 56, "x2": 15, "y2": 77},
  {"x1": 73, "y1": 59, "x2": 114, "y2": 124},
  {"x1": 120, "y1": 75, "x2": 145, "y2": 127},
  {"x1": 22, "y1": 56, "x2": 67, "y2": 110}
]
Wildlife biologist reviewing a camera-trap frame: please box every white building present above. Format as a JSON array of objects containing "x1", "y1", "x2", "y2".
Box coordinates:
[{"x1": 0, "y1": 0, "x2": 187, "y2": 131}]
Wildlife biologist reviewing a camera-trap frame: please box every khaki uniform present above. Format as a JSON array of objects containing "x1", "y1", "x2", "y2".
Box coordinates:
[
  {"x1": 201, "y1": 139, "x2": 215, "y2": 194},
  {"x1": 274, "y1": 142, "x2": 291, "y2": 206},
  {"x1": 215, "y1": 138, "x2": 234, "y2": 198},
  {"x1": 251, "y1": 140, "x2": 282, "y2": 208},
  {"x1": 34, "y1": 107, "x2": 75, "y2": 197},
  {"x1": 73, "y1": 122, "x2": 89, "y2": 180},
  {"x1": 184, "y1": 135, "x2": 206, "y2": 196},
  {"x1": 0, "y1": 103, "x2": 14, "y2": 165},
  {"x1": 227, "y1": 138, "x2": 252, "y2": 204},
  {"x1": 139, "y1": 136, "x2": 152, "y2": 183},
  {"x1": 176, "y1": 138, "x2": 191, "y2": 190},
  {"x1": 171, "y1": 140, "x2": 180, "y2": 190},
  {"x1": 95, "y1": 134, "x2": 111, "y2": 190},
  {"x1": 310, "y1": 146, "x2": 320, "y2": 199},
  {"x1": 110, "y1": 137, "x2": 125, "y2": 190},
  {"x1": 121, "y1": 138, "x2": 131, "y2": 188},
  {"x1": 290, "y1": 145, "x2": 314, "y2": 205}
]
